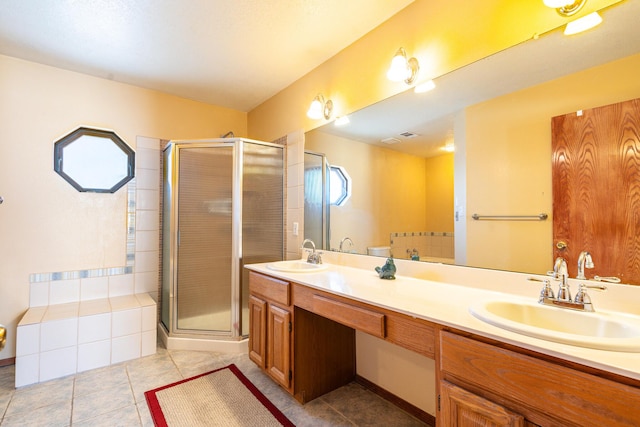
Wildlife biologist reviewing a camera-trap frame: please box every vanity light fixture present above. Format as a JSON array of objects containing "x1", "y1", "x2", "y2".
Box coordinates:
[
  {"x1": 414, "y1": 79, "x2": 436, "y2": 94},
  {"x1": 307, "y1": 94, "x2": 333, "y2": 120},
  {"x1": 386, "y1": 47, "x2": 419, "y2": 85},
  {"x1": 543, "y1": 0, "x2": 586, "y2": 16}
]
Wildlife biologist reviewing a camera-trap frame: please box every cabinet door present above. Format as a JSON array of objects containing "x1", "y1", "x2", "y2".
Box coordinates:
[
  {"x1": 267, "y1": 304, "x2": 291, "y2": 389},
  {"x1": 441, "y1": 381, "x2": 524, "y2": 427},
  {"x1": 248, "y1": 295, "x2": 267, "y2": 368}
]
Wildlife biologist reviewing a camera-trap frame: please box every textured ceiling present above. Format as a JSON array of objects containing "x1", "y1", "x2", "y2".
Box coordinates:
[{"x1": 0, "y1": 0, "x2": 413, "y2": 112}]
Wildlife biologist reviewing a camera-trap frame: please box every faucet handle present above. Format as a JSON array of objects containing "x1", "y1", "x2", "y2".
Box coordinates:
[
  {"x1": 574, "y1": 284, "x2": 592, "y2": 305},
  {"x1": 539, "y1": 279, "x2": 554, "y2": 302},
  {"x1": 528, "y1": 277, "x2": 555, "y2": 302}
]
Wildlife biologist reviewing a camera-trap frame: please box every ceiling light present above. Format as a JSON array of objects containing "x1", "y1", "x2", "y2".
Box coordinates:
[
  {"x1": 386, "y1": 47, "x2": 419, "y2": 84},
  {"x1": 414, "y1": 80, "x2": 436, "y2": 93},
  {"x1": 307, "y1": 94, "x2": 333, "y2": 120},
  {"x1": 564, "y1": 11, "x2": 602, "y2": 35},
  {"x1": 334, "y1": 116, "x2": 350, "y2": 126}
]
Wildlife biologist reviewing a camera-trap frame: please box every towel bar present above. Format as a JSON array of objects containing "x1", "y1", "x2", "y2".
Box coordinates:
[{"x1": 472, "y1": 213, "x2": 548, "y2": 221}]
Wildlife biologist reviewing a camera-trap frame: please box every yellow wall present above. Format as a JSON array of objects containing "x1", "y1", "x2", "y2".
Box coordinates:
[
  {"x1": 424, "y1": 153, "x2": 454, "y2": 232},
  {"x1": 0, "y1": 54, "x2": 247, "y2": 359},
  {"x1": 305, "y1": 131, "x2": 428, "y2": 253},
  {"x1": 248, "y1": 0, "x2": 620, "y2": 142},
  {"x1": 465, "y1": 52, "x2": 640, "y2": 273}
]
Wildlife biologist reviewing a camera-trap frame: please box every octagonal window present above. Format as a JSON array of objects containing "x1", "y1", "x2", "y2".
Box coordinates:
[{"x1": 54, "y1": 127, "x2": 135, "y2": 193}]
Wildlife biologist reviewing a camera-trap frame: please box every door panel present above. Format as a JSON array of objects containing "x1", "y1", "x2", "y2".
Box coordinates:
[{"x1": 552, "y1": 98, "x2": 640, "y2": 284}]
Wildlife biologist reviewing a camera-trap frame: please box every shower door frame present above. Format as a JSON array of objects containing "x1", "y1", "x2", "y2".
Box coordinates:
[{"x1": 162, "y1": 138, "x2": 284, "y2": 340}]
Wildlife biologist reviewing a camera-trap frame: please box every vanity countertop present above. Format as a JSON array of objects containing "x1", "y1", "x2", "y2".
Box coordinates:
[{"x1": 246, "y1": 257, "x2": 640, "y2": 382}]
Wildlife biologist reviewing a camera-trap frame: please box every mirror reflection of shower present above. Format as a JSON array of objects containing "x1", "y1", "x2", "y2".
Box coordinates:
[{"x1": 304, "y1": 151, "x2": 330, "y2": 250}]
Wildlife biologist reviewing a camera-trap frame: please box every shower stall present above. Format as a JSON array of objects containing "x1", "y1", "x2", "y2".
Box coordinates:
[{"x1": 160, "y1": 138, "x2": 284, "y2": 351}]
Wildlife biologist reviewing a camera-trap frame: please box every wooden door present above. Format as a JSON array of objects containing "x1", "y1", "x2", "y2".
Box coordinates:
[
  {"x1": 267, "y1": 304, "x2": 291, "y2": 389},
  {"x1": 552, "y1": 98, "x2": 640, "y2": 284},
  {"x1": 248, "y1": 295, "x2": 267, "y2": 368},
  {"x1": 440, "y1": 381, "x2": 524, "y2": 427}
]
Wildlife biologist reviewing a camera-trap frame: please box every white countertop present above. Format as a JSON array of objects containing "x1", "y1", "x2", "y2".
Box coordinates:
[{"x1": 246, "y1": 254, "x2": 640, "y2": 382}]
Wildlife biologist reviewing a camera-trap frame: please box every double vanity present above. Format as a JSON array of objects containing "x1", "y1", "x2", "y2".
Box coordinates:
[{"x1": 246, "y1": 252, "x2": 640, "y2": 426}]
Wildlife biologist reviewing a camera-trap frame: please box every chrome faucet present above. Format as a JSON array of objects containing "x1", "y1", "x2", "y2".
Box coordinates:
[
  {"x1": 339, "y1": 237, "x2": 354, "y2": 253},
  {"x1": 577, "y1": 251, "x2": 594, "y2": 280},
  {"x1": 553, "y1": 257, "x2": 571, "y2": 302},
  {"x1": 530, "y1": 255, "x2": 606, "y2": 312},
  {"x1": 301, "y1": 239, "x2": 322, "y2": 264}
]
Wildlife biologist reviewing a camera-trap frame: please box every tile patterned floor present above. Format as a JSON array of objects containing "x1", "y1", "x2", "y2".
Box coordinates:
[{"x1": 0, "y1": 343, "x2": 426, "y2": 426}]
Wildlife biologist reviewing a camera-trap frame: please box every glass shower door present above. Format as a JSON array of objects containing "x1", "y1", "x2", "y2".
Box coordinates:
[{"x1": 176, "y1": 145, "x2": 233, "y2": 333}]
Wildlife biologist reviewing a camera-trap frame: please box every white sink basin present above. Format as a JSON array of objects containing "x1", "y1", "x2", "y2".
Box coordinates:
[
  {"x1": 469, "y1": 299, "x2": 640, "y2": 352},
  {"x1": 266, "y1": 260, "x2": 329, "y2": 273}
]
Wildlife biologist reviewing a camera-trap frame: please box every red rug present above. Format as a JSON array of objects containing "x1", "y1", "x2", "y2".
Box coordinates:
[{"x1": 145, "y1": 364, "x2": 295, "y2": 426}]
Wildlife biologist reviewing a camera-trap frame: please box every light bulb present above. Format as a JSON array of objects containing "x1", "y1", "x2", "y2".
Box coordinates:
[
  {"x1": 307, "y1": 96, "x2": 324, "y2": 120},
  {"x1": 387, "y1": 50, "x2": 409, "y2": 82}
]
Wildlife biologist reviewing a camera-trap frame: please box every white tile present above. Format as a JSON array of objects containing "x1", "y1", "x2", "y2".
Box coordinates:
[
  {"x1": 42, "y1": 302, "x2": 78, "y2": 322},
  {"x1": 136, "y1": 136, "x2": 161, "y2": 151},
  {"x1": 79, "y1": 298, "x2": 111, "y2": 316},
  {"x1": 40, "y1": 346, "x2": 77, "y2": 382},
  {"x1": 135, "y1": 250, "x2": 159, "y2": 273},
  {"x1": 110, "y1": 295, "x2": 140, "y2": 311},
  {"x1": 80, "y1": 276, "x2": 108, "y2": 301},
  {"x1": 77, "y1": 340, "x2": 111, "y2": 372},
  {"x1": 141, "y1": 305, "x2": 156, "y2": 331},
  {"x1": 29, "y1": 282, "x2": 49, "y2": 307},
  {"x1": 135, "y1": 271, "x2": 158, "y2": 294},
  {"x1": 50, "y1": 279, "x2": 80, "y2": 305},
  {"x1": 15, "y1": 354, "x2": 39, "y2": 387},
  {"x1": 41, "y1": 318, "x2": 78, "y2": 352},
  {"x1": 78, "y1": 313, "x2": 111, "y2": 344},
  {"x1": 112, "y1": 308, "x2": 141, "y2": 337},
  {"x1": 136, "y1": 209, "x2": 159, "y2": 231},
  {"x1": 286, "y1": 163, "x2": 298, "y2": 188},
  {"x1": 111, "y1": 334, "x2": 141, "y2": 364},
  {"x1": 18, "y1": 307, "x2": 46, "y2": 326},
  {"x1": 109, "y1": 274, "x2": 134, "y2": 297},
  {"x1": 135, "y1": 168, "x2": 160, "y2": 191},
  {"x1": 141, "y1": 330, "x2": 156, "y2": 357},
  {"x1": 136, "y1": 147, "x2": 160, "y2": 170},
  {"x1": 135, "y1": 292, "x2": 156, "y2": 307},
  {"x1": 135, "y1": 230, "x2": 159, "y2": 252},
  {"x1": 136, "y1": 189, "x2": 160, "y2": 211},
  {"x1": 286, "y1": 143, "x2": 300, "y2": 166},
  {"x1": 16, "y1": 324, "x2": 40, "y2": 356}
]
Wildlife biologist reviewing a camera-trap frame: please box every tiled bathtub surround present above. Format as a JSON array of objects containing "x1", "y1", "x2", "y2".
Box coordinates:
[
  {"x1": 390, "y1": 231, "x2": 455, "y2": 260},
  {"x1": 16, "y1": 136, "x2": 161, "y2": 387}
]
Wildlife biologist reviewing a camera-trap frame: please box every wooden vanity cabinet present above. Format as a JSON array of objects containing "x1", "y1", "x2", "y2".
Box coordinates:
[
  {"x1": 248, "y1": 272, "x2": 293, "y2": 391},
  {"x1": 248, "y1": 271, "x2": 356, "y2": 402},
  {"x1": 439, "y1": 331, "x2": 640, "y2": 427}
]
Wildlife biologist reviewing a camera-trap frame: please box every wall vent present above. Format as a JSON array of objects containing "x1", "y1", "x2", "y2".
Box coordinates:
[{"x1": 381, "y1": 137, "x2": 401, "y2": 144}]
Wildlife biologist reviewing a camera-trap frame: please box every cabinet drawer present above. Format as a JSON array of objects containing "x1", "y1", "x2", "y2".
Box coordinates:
[
  {"x1": 312, "y1": 294, "x2": 385, "y2": 338},
  {"x1": 249, "y1": 272, "x2": 290, "y2": 306},
  {"x1": 440, "y1": 331, "x2": 640, "y2": 426}
]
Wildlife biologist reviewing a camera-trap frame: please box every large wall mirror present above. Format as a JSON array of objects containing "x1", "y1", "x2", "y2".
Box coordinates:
[
  {"x1": 54, "y1": 127, "x2": 135, "y2": 193},
  {"x1": 305, "y1": 1, "x2": 640, "y2": 283}
]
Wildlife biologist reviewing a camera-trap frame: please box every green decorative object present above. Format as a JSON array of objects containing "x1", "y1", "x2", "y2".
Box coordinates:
[{"x1": 375, "y1": 257, "x2": 396, "y2": 280}]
